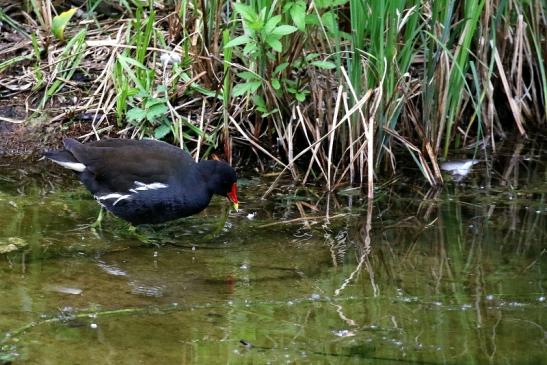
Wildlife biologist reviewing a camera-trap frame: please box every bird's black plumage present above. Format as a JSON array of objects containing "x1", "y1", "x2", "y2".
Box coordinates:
[{"x1": 44, "y1": 138, "x2": 238, "y2": 225}]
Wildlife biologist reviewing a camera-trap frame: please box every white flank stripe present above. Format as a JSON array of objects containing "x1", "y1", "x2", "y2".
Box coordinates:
[
  {"x1": 96, "y1": 193, "x2": 131, "y2": 206},
  {"x1": 54, "y1": 160, "x2": 86, "y2": 172},
  {"x1": 133, "y1": 181, "x2": 168, "y2": 191},
  {"x1": 97, "y1": 193, "x2": 125, "y2": 200},
  {"x1": 113, "y1": 195, "x2": 130, "y2": 206}
]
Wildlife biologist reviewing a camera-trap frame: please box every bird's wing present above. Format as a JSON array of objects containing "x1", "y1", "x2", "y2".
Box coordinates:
[{"x1": 63, "y1": 138, "x2": 195, "y2": 192}]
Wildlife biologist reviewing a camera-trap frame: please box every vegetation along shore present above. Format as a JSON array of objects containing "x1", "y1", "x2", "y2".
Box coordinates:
[{"x1": 0, "y1": 0, "x2": 545, "y2": 194}]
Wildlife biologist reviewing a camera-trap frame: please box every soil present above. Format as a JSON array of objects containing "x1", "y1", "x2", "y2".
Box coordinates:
[{"x1": 0, "y1": 96, "x2": 97, "y2": 157}]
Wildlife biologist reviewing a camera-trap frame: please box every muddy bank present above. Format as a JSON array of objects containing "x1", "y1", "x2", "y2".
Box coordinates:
[{"x1": 0, "y1": 113, "x2": 96, "y2": 157}]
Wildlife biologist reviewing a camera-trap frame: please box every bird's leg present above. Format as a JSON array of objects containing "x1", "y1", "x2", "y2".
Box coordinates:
[
  {"x1": 125, "y1": 224, "x2": 161, "y2": 247},
  {"x1": 72, "y1": 208, "x2": 106, "y2": 233},
  {"x1": 90, "y1": 207, "x2": 104, "y2": 230}
]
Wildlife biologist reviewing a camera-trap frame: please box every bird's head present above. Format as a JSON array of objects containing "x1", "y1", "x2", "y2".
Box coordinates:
[{"x1": 198, "y1": 159, "x2": 238, "y2": 211}]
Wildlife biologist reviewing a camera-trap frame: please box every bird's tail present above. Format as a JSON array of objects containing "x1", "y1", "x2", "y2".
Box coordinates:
[{"x1": 43, "y1": 149, "x2": 86, "y2": 172}]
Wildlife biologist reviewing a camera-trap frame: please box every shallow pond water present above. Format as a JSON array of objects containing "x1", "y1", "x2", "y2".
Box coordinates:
[{"x1": 0, "y1": 143, "x2": 545, "y2": 365}]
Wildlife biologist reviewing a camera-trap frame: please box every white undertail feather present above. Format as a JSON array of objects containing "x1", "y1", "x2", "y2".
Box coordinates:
[{"x1": 52, "y1": 160, "x2": 86, "y2": 172}]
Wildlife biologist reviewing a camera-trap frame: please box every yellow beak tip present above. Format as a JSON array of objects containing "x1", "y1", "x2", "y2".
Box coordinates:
[{"x1": 232, "y1": 203, "x2": 239, "y2": 212}]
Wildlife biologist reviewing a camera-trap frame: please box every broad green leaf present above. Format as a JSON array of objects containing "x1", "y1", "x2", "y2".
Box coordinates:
[
  {"x1": 258, "y1": 8, "x2": 267, "y2": 23},
  {"x1": 310, "y1": 60, "x2": 336, "y2": 69},
  {"x1": 321, "y1": 12, "x2": 339, "y2": 35},
  {"x1": 145, "y1": 97, "x2": 165, "y2": 109},
  {"x1": 248, "y1": 19, "x2": 264, "y2": 32},
  {"x1": 232, "y1": 83, "x2": 251, "y2": 97},
  {"x1": 146, "y1": 103, "x2": 168, "y2": 122},
  {"x1": 52, "y1": 8, "x2": 77, "y2": 41},
  {"x1": 154, "y1": 123, "x2": 172, "y2": 139},
  {"x1": 272, "y1": 78, "x2": 281, "y2": 90},
  {"x1": 284, "y1": 78, "x2": 297, "y2": 88},
  {"x1": 135, "y1": 89, "x2": 149, "y2": 98},
  {"x1": 272, "y1": 25, "x2": 298, "y2": 36},
  {"x1": 265, "y1": 36, "x2": 282, "y2": 52},
  {"x1": 305, "y1": 53, "x2": 320, "y2": 61},
  {"x1": 274, "y1": 62, "x2": 289, "y2": 75},
  {"x1": 237, "y1": 71, "x2": 259, "y2": 81},
  {"x1": 263, "y1": 15, "x2": 282, "y2": 35},
  {"x1": 295, "y1": 92, "x2": 306, "y2": 102},
  {"x1": 290, "y1": 2, "x2": 306, "y2": 31},
  {"x1": 305, "y1": 13, "x2": 320, "y2": 26},
  {"x1": 224, "y1": 35, "x2": 252, "y2": 48},
  {"x1": 315, "y1": 0, "x2": 348, "y2": 8},
  {"x1": 243, "y1": 42, "x2": 258, "y2": 55},
  {"x1": 234, "y1": 4, "x2": 258, "y2": 22},
  {"x1": 232, "y1": 81, "x2": 262, "y2": 97},
  {"x1": 247, "y1": 80, "x2": 262, "y2": 93},
  {"x1": 126, "y1": 107, "x2": 145, "y2": 124},
  {"x1": 253, "y1": 94, "x2": 267, "y2": 112}
]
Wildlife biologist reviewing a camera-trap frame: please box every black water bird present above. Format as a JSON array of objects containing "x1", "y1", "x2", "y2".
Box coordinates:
[{"x1": 44, "y1": 138, "x2": 238, "y2": 225}]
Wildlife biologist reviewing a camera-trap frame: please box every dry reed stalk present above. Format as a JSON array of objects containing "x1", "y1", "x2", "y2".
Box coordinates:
[
  {"x1": 295, "y1": 105, "x2": 324, "y2": 185},
  {"x1": 478, "y1": 1, "x2": 495, "y2": 150},
  {"x1": 333, "y1": 91, "x2": 356, "y2": 187},
  {"x1": 286, "y1": 120, "x2": 296, "y2": 180},
  {"x1": 195, "y1": 99, "x2": 206, "y2": 161},
  {"x1": 333, "y1": 131, "x2": 369, "y2": 188},
  {"x1": 84, "y1": 26, "x2": 126, "y2": 139},
  {"x1": 0, "y1": 116, "x2": 24, "y2": 123},
  {"x1": 500, "y1": 142, "x2": 524, "y2": 186},
  {"x1": 341, "y1": 94, "x2": 355, "y2": 185},
  {"x1": 405, "y1": 103, "x2": 442, "y2": 184},
  {"x1": 270, "y1": 114, "x2": 290, "y2": 162},
  {"x1": 341, "y1": 66, "x2": 377, "y2": 198},
  {"x1": 384, "y1": 127, "x2": 437, "y2": 186},
  {"x1": 295, "y1": 106, "x2": 327, "y2": 184},
  {"x1": 327, "y1": 86, "x2": 343, "y2": 191},
  {"x1": 40, "y1": 0, "x2": 52, "y2": 33},
  {"x1": 299, "y1": 127, "x2": 321, "y2": 184},
  {"x1": 261, "y1": 84, "x2": 375, "y2": 198},
  {"x1": 434, "y1": 52, "x2": 450, "y2": 154},
  {"x1": 294, "y1": 201, "x2": 311, "y2": 229},
  {"x1": 229, "y1": 116, "x2": 287, "y2": 167},
  {"x1": 494, "y1": 46, "x2": 526, "y2": 136}
]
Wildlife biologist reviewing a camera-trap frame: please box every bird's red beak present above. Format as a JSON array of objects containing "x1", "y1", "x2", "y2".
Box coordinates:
[{"x1": 227, "y1": 183, "x2": 238, "y2": 211}]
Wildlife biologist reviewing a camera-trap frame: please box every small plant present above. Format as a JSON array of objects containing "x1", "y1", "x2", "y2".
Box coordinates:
[
  {"x1": 115, "y1": 55, "x2": 170, "y2": 138},
  {"x1": 126, "y1": 88, "x2": 171, "y2": 139},
  {"x1": 225, "y1": 2, "x2": 337, "y2": 112},
  {"x1": 225, "y1": 3, "x2": 298, "y2": 101},
  {"x1": 51, "y1": 8, "x2": 77, "y2": 41},
  {"x1": 226, "y1": 4, "x2": 298, "y2": 59}
]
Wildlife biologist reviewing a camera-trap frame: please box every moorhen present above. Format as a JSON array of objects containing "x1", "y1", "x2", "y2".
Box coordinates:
[{"x1": 44, "y1": 138, "x2": 238, "y2": 225}]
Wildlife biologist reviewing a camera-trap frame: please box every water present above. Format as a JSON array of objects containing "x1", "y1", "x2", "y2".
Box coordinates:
[{"x1": 0, "y1": 144, "x2": 545, "y2": 365}]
